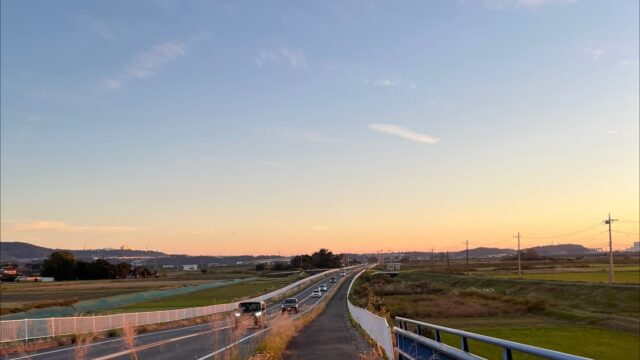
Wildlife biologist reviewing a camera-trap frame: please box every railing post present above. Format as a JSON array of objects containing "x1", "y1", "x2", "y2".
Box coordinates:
[
  {"x1": 503, "y1": 348, "x2": 513, "y2": 360},
  {"x1": 24, "y1": 319, "x2": 28, "y2": 341},
  {"x1": 462, "y1": 336, "x2": 469, "y2": 352},
  {"x1": 416, "y1": 325, "x2": 421, "y2": 336},
  {"x1": 93, "y1": 316, "x2": 96, "y2": 333},
  {"x1": 435, "y1": 330, "x2": 441, "y2": 342},
  {"x1": 51, "y1": 317, "x2": 55, "y2": 338}
]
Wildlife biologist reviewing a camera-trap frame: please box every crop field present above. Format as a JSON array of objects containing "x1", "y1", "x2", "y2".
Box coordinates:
[
  {"x1": 351, "y1": 262, "x2": 640, "y2": 360},
  {"x1": 112, "y1": 275, "x2": 302, "y2": 312},
  {"x1": 0, "y1": 266, "x2": 259, "y2": 315},
  {"x1": 497, "y1": 269, "x2": 640, "y2": 284}
]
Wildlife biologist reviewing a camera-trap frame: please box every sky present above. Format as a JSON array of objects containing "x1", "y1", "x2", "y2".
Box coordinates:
[{"x1": 1, "y1": 0, "x2": 638, "y2": 255}]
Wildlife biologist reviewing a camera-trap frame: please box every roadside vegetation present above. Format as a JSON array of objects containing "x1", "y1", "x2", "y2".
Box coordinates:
[{"x1": 350, "y1": 261, "x2": 640, "y2": 360}]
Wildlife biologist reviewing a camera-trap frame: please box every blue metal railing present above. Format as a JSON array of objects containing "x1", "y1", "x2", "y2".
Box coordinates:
[{"x1": 395, "y1": 317, "x2": 591, "y2": 360}]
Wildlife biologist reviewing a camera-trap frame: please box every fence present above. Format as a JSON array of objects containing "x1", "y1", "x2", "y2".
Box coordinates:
[
  {"x1": 0, "y1": 268, "x2": 344, "y2": 343},
  {"x1": 395, "y1": 317, "x2": 591, "y2": 360},
  {"x1": 347, "y1": 267, "x2": 394, "y2": 360}
]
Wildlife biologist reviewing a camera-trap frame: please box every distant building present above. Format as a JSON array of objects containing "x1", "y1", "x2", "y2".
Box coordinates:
[
  {"x1": 386, "y1": 262, "x2": 401, "y2": 271},
  {"x1": 625, "y1": 242, "x2": 640, "y2": 252},
  {"x1": 182, "y1": 264, "x2": 198, "y2": 271},
  {"x1": 162, "y1": 265, "x2": 176, "y2": 269}
]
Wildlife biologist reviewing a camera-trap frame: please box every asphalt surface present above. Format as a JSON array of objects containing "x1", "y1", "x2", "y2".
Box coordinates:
[
  {"x1": 4, "y1": 272, "x2": 351, "y2": 360},
  {"x1": 283, "y1": 272, "x2": 370, "y2": 360}
]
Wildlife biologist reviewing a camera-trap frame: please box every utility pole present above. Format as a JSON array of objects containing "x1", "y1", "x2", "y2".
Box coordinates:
[
  {"x1": 464, "y1": 240, "x2": 469, "y2": 276},
  {"x1": 446, "y1": 250, "x2": 450, "y2": 272},
  {"x1": 514, "y1": 232, "x2": 522, "y2": 276},
  {"x1": 431, "y1": 247, "x2": 434, "y2": 271},
  {"x1": 603, "y1": 213, "x2": 618, "y2": 285}
]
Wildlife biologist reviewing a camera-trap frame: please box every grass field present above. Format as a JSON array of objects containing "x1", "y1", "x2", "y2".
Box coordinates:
[
  {"x1": 113, "y1": 275, "x2": 301, "y2": 312},
  {"x1": 497, "y1": 269, "x2": 640, "y2": 284},
  {"x1": 0, "y1": 268, "x2": 258, "y2": 315},
  {"x1": 350, "y1": 264, "x2": 640, "y2": 360},
  {"x1": 440, "y1": 326, "x2": 639, "y2": 360}
]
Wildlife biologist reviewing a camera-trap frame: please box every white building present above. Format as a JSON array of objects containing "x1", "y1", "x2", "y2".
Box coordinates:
[
  {"x1": 625, "y1": 242, "x2": 640, "y2": 252},
  {"x1": 182, "y1": 264, "x2": 199, "y2": 271},
  {"x1": 386, "y1": 262, "x2": 401, "y2": 271}
]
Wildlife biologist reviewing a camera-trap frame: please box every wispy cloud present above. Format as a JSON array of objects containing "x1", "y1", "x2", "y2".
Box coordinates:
[
  {"x1": 105, "y1": 41, "x2": 187, "y2": 89},
  {"x1": 254, "y1": 48, "x2": 308, "y2": 68},
  {"x1": 364, "y1": 78, "x2": 417, "y2": 89},
  {"x1": 619, "y1": 58, "x2": 640, "y2": 68},
  {"x1": 369, "y1": 123, "x2": 440, "y2": 144},
  {"x1": 4, "y1": 220, "x2": 138, "y2": 234},
  {"x1": 483, "y1": 0, "x2": 576, "y2": 10},
  {"x1": 74, "y1": 15, "x2": 117, "y2": 40},
  {"x1": 582, "y1": 46, "x2": 607, "y2": 60}
]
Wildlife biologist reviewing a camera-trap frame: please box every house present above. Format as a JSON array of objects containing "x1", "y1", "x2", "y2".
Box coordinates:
[
  {"x1": 386, "y1": 262, "x2": 401, "y2": 271},
  {"x1": 182, "y1": 264, "x2": 198, "y2": 271}
]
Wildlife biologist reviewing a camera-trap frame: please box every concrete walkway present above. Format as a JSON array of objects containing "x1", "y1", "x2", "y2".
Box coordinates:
[{"x1": 283, "y1": 273, "x2": 371, "y2": 360}]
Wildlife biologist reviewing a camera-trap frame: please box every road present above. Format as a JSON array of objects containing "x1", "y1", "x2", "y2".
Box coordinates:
[
  {"x1": 283, "y1": 272, "x2": 370, "y2": 360},
  {"x1": 4, "y1": 271, "x2": 353, "y2": 360}
]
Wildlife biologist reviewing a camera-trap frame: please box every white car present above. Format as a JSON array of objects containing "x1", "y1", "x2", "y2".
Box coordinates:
[
  {"x1": 319, "y1": 284, "x2": 328, "y2": 292},
  {"x1": 311, "y1": 289, "x2": 322, "y2": 298}
]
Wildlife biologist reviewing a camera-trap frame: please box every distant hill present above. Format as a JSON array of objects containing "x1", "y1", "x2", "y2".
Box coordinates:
[
  {"x1": 0, "y1": 241, "x2": 167, "y2": 263},
  {"x1": 527, "y1": 244, "x2": 594, "y2": 256},
  {"x1": 0, "y1": 241, "x2": 53, "y2": 261},
  {"x1": 0, "y1": 241, "x2": 284, "y2": 266}
]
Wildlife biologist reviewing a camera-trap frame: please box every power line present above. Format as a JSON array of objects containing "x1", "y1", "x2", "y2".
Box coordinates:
[{"x1": 525, "y1": 223, "x2": 601, "y2": 239}]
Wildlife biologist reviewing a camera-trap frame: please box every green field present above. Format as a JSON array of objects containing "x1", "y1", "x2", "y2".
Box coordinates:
[
  {"x1": 114, "y1": 276, "x2": 300, "y2": 312},
  {"x1": 351, "y1": 267, "x2": 640, "y2": 360},
  {"x1": 498, "y1": 269, "x2": 640, "y2": 284},
  {"x1": 0, "y1": 267, "x2": 259, "y2": 315},
  {"x1": 440, "y1": 326, "x2": 639, "y2": 360}
]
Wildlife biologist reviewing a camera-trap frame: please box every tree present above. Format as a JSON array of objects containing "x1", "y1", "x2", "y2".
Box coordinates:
[
  {"x1": 255, "y1": 263, "x2": 266, "y2": 271},
  {"x1": 42, "y1": 251, "x2": 76, "y2": 280},
  {"x1": 272, "y1": 262, "x2": 291, "y2": 271},
  {"x1": 290, "y1": 255, "x2": 313, "y2": 269}
]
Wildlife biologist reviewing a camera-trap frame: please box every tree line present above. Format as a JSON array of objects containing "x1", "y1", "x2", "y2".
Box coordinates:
[{"x1": 42, "y1": 251, "x2": 153, "y2": 281}]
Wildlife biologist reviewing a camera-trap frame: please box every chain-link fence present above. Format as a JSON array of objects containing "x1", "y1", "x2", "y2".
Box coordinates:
[{"x1": 1, "y1": 268, "x2": 343, "y2": 342}]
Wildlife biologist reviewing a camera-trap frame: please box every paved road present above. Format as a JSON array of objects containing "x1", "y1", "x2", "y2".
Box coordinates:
[
  {"x1": 283, "y1": 272, "x2": 370, "y2": 360},
  {"x1": 4, "y1": 271, "x2": 350, "y2": 360}
]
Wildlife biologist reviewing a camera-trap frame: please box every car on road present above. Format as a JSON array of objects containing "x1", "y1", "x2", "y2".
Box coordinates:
[
  {"x1": 319, "y1": 284, "x2": 328, "y2": 292},
  {"x1": 311, "y1": 289, "x2": 322, "y2": 298},
  {"x1": 340, "y1": 271, "x2": 346, "y2": 277},
  {"x1": 330, "y1": 276, "x2": 336, "y2": 283},
  {"x1": 281, "y1": 297, "x2": 299, "y2": 314},
  {"x1": 234, "y1": 301, "x2": 268, "y2": 328}
]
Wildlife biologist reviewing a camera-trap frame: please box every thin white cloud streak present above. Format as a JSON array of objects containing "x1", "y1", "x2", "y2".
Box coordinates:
[
  {"x1": 369, "y1": 123, "x2": 440, "y2": 144},
  {"x1": 582, "y1": 47, "x2": 606, "y2": 60},
  {"x1": 89, "y1": 19, "x2": 116, "y2": 40},
  {"x1": 364, "y1": 78, "x2": 417, "y2": 89},
  {"x1": 105, "y1": 41, "x2": 187, "y2": 89},
  {"x1": 4, "y1": 220, "x2": 138, "y2": 234},
  {"x1": 254, "y1": 48, "x2": 308, "y2": 68},
  {"x1": 483, "y1": 0, "x2": 576, "y2": 10}
]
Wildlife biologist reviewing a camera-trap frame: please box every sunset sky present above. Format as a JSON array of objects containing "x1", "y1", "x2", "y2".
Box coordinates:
[{"x1": 1, "y1": 0, "x2": 638, "y2": 255}]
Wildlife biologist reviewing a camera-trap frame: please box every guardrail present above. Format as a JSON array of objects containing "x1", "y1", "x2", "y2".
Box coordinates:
[
  {"x1": 347, "y1": 266, "x2": 394, "y2": 360},
  {"x1": 0, "y1": 268, "x2": 346, "y2": 343},
  {"x1": 395, "y1": 317, "x2": 591, "y2": 360}
]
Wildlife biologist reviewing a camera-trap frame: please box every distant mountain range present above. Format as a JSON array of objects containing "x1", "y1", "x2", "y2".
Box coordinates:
[
  {"x1": 1, "y1": 241, "x2": 600, "y2": 265},
  {"x1": 0, "y1": 241, "x2": 168, "y2": 262},
  {"x1": 0, "y1": 241, "x2": 284, "y2": 265}
]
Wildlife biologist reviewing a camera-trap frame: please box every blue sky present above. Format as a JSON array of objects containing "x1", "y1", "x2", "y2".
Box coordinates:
[{"x1": 1, "y1": 0, "x2": 638, "y2": 255}]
